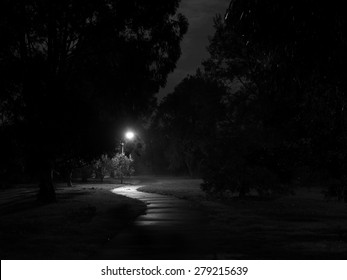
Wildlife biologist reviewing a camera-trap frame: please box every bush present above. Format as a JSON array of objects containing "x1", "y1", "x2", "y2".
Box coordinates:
[
  {"x1": 110, "y1": 154, "x2": 135, "y2": 183},
  {"x1": 74, "y1": 165, "x2": 94, "y2": 182},
  {"x1": 93, "y1": 154, "x2": 112, "y2": 182},
  {"x1": 201, "y1": 135, "x2": 294, "y2": 198}
]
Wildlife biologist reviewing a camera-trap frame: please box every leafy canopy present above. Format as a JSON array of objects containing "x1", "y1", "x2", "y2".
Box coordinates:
[{"x1": 0, "y1": 0, "x2": 188, "y2": 167}]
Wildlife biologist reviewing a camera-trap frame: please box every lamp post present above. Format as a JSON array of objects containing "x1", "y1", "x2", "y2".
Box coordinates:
[
  {"x1": 120, "y1": 142, "x2": 124, "y2": 154},
  {"x1": 120, "y1": 130, "x2": 135, "y2": 155}
]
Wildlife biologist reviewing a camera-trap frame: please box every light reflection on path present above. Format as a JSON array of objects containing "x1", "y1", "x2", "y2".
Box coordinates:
[{"x1": 95, "y1": 185, "x2": 216, "y2": 259}]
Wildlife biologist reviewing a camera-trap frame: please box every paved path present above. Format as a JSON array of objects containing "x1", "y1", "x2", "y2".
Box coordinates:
[{"x1": 94, "y1": 185, "x2": 218, "y2": 259}]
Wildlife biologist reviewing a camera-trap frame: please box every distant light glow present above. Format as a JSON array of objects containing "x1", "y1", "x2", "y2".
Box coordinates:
[{"x1": 125, "y1": 131, "x2": 135, "y2": 140}]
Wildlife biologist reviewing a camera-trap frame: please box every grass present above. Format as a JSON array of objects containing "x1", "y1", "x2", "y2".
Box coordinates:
[
  {"x1": 0, "y1": 180, "x2": 146, "y2": 259},
  {"x1": 138, "y1": 177, "x2": 347, "y2": 259},
  {"x1": 2, "y1": 176, "x2": 347, "y2": 259},
  {"x1": 138, "y1": 177, "x2": 206, "y2": 200}
]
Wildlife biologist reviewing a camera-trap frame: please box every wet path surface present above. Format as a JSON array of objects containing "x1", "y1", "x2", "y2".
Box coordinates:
[{"x1": 94, "y1": 185, "x2": 217, "y2": 259}]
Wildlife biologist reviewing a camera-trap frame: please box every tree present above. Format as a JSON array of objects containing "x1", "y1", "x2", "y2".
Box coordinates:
[
  {"x1": 93, "y1": 154, "x2": 112, "y2": 182},
  {"x1": 0, "y1": 0, "x2": 188, "y2": 201},
  {"x1": 110, "y1": 154, "x2": 134, "y2": 184},
  {"x1": 201, "y1": 0, "x2": 347, "y2": 197},
  {"x1": 151, "y1": 71, "x2": 225, "y2": 176},
  {"x1": 78, "y1": 164, "x2": 94, "y2": 183}
]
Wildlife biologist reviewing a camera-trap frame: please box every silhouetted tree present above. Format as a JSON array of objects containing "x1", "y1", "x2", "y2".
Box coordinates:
[
  {"x1": 0, "y1": 0, "x2": 187, "y2": 201},
  {"x1": 93, "y1": 154, "x2": 112, "y2": 182},
  {"x1": 202, "y1": 0, "x2": 347, "y2": 197},
  {"x1": 152, "y1": 71, "x2": 225, "y2": 176}
]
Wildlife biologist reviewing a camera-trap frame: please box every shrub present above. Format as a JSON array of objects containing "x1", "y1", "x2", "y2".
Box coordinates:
[
  {"x1": 93, "y1": 154, "x2": 112, "y2": 182},
  {"x1": 110, "y1": 154, "x2": 135, "y2": 183}
]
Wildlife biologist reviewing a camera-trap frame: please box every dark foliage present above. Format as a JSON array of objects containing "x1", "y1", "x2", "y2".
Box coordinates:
[
  {"x1": 201, "y1": 0, "x2": 347, "y2": 197},
  {"x1": 0, "y1": 0, "x2": 187, "y2": 200},
  {"x1": 149, "y1": 72, "x2": 225, "y2": 176}
]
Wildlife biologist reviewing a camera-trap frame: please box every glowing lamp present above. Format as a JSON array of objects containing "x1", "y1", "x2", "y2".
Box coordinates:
[{"x1": 125, "y1": 131, "x2": 134, "y2": 140}]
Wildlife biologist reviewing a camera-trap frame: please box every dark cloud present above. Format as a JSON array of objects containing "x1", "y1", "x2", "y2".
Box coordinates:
[{"x1": 157, "y1": 0, "x2": 230, "y2": 99}]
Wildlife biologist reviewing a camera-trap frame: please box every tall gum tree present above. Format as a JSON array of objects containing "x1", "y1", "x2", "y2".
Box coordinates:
[{"x1": 201, "y1": 0, "x2": 347, "y2": 195}]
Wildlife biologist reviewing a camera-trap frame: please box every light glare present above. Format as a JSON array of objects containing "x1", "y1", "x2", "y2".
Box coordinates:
[{"x1": 125, "y1": 131, "x2": 134, "y2": 140}]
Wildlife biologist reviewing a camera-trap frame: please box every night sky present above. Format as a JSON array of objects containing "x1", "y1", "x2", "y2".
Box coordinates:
[{"x1": 157, "y1": 0, "x2": 230, "y2": 99}]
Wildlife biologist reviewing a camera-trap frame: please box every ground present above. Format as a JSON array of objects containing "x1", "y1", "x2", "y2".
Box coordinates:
[
  {"x1": 138, "y1": 177, "x2": 347, "y2": 259},
  {"x1": 0, "y1": 179, "x2": 145, "y2": 259},
  {"x1": 1, "y1": 176, "x2": 347, "y2": 259}
]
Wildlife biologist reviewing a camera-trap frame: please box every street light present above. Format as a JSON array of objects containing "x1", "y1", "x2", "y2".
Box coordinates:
[{"x1": 121, "y1": 130, "x2": 135, "y2": 154}]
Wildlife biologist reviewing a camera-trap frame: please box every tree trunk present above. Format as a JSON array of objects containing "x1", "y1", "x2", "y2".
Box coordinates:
[
  {"x1": 37, "y1": 160, "x2": 56, "y2": 203},
  {"x1": 184, "y1": 153, "x2": 195, "y2": 178},
  {"x1": 97, "y1": 168, "x2": 104, "y2": 182},
  {"x1": 185, "y1": 160, "x2": 194, "y2": 178},
  {"x1": 66, "y1": 167, "x2": 73, "y2": 187}
]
